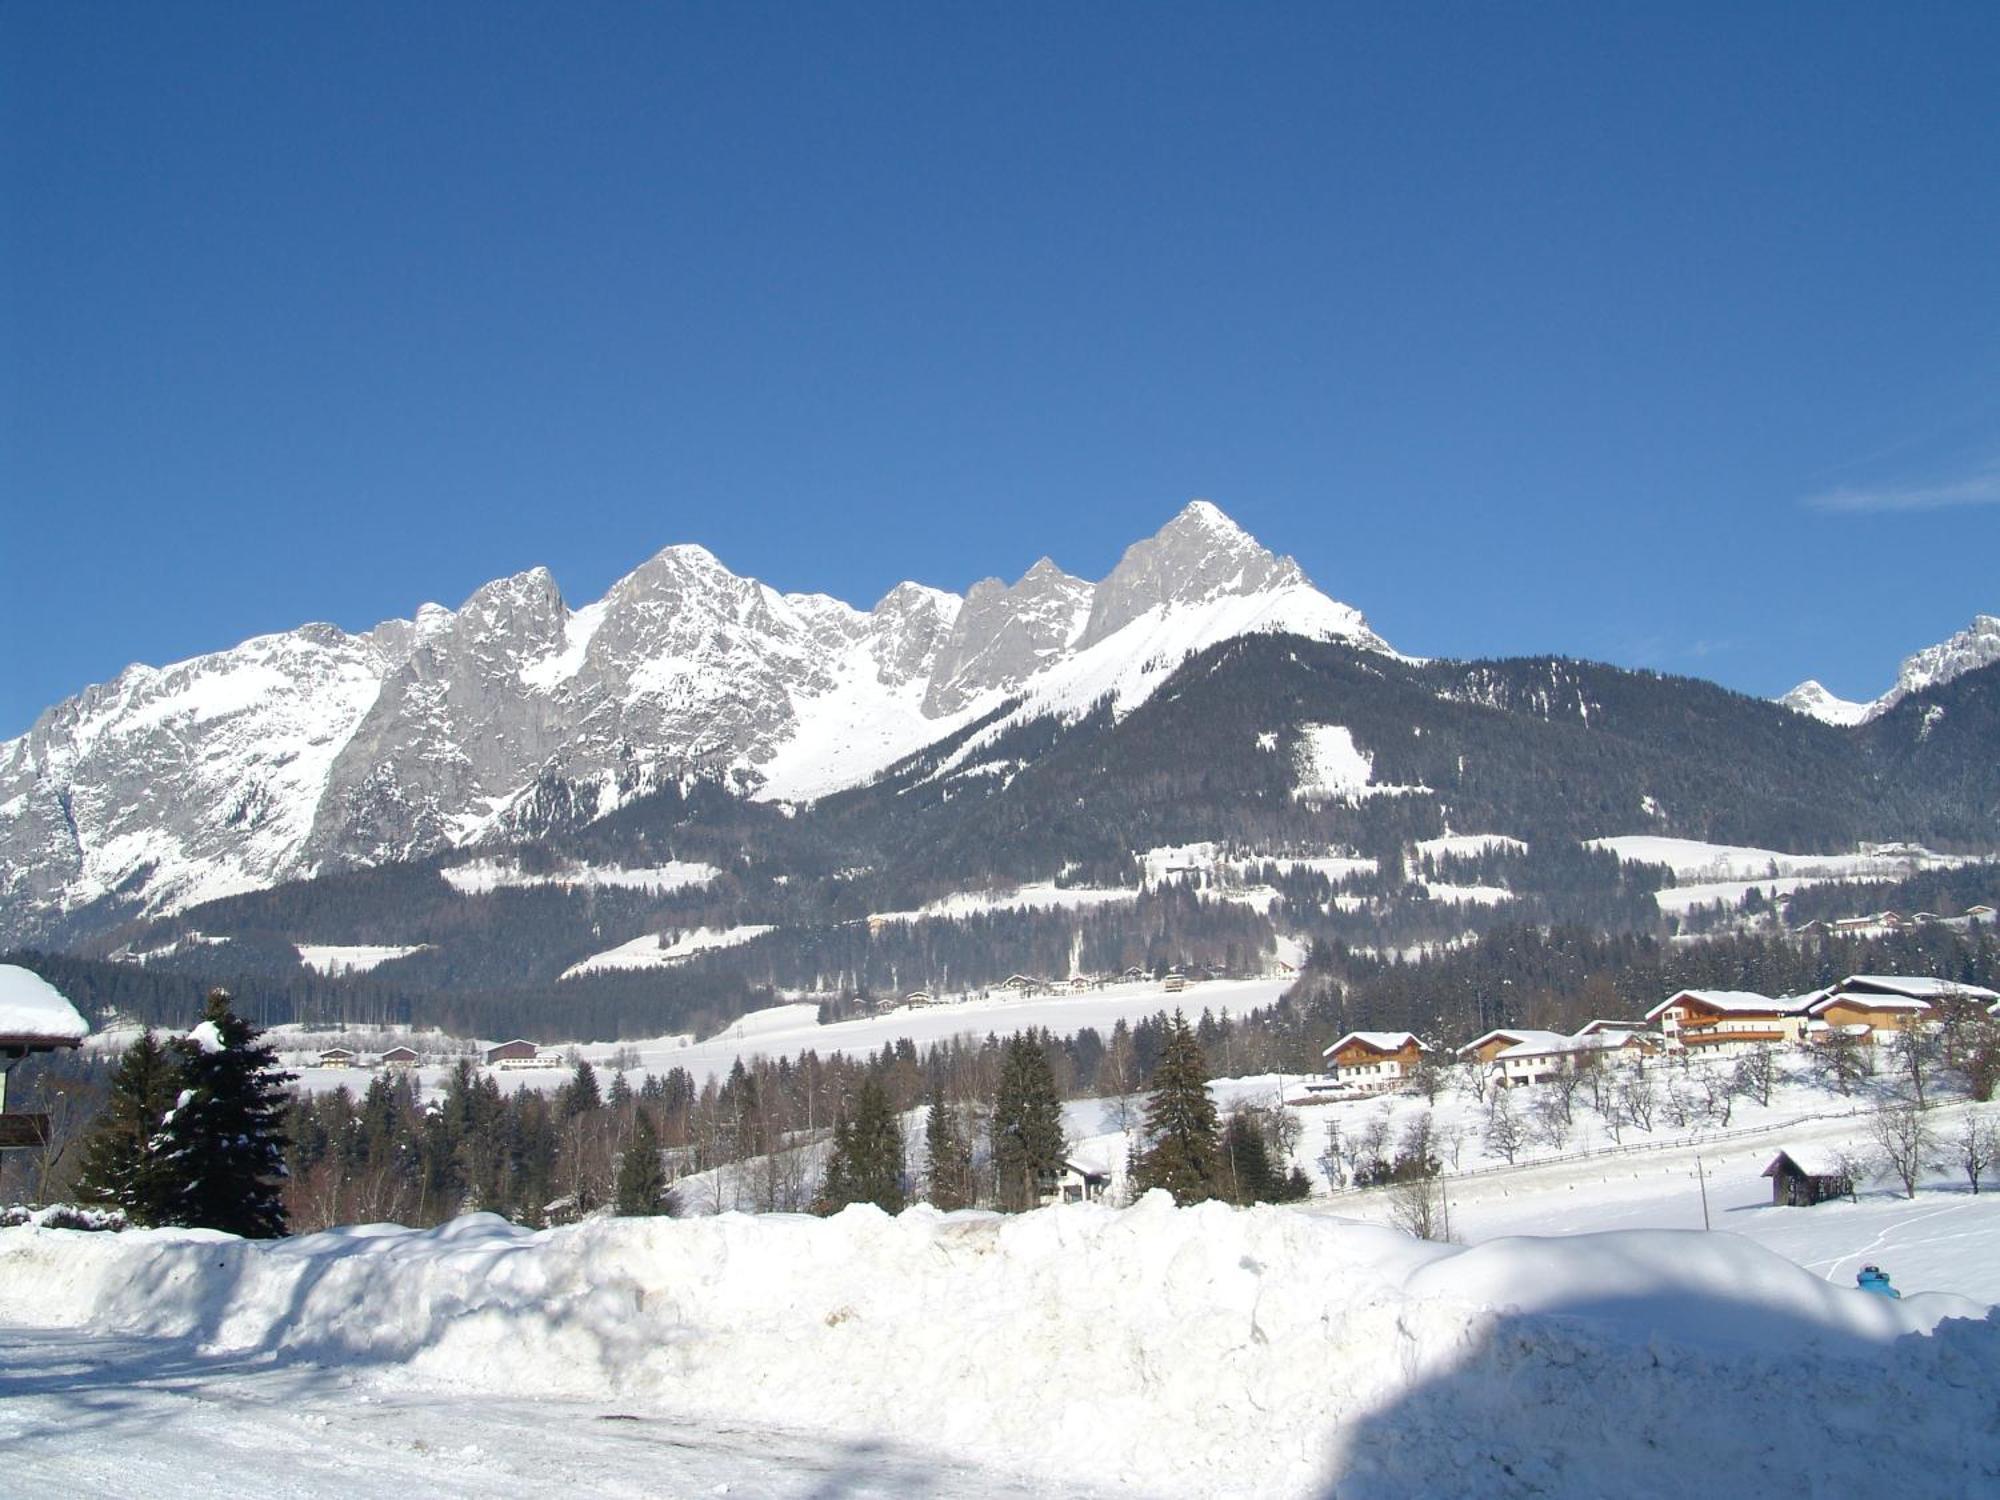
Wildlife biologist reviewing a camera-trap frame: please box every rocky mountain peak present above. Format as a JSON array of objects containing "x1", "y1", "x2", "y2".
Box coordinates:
[
  {"x1": 922, "y1": 560, "x2": 1093, "y2": 715},
  {"x1": 1076, "y1": 500, "x2": 1310, "y2": 650},
  {"x1": 1781, "y1": 613, "x2": 2000, "y2": 725}
]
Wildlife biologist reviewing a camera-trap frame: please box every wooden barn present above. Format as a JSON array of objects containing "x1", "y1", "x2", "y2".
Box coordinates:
[
  {"x1": 485, "y1": 1038, "x2": 540, "y2": 1066},
  {"x1": 1762, "y1": 1148, "x2": 1853, "y2": 1207}
]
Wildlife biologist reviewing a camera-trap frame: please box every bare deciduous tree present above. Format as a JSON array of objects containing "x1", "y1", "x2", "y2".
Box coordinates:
[
  {"x1": 1950, "y1": 1112, "x2": 1999, "y2": 1195},
  {"x1": 1617, "y1": 1070, "x2": 1657, "y2": 1133},
  {"x1": 1389, "y1": 1171, "x2": 1449, "y2": 1242},
  {"x1": 1868, "y1": 1100, "x2": 1937, "y2": 1199},
  {"x1": 1483, "y1": 1091, "x2": 1526, "y2": 1165},
  {"x1": 1731, "y1": 1046, "x2": 1776, "y2": 1110}
]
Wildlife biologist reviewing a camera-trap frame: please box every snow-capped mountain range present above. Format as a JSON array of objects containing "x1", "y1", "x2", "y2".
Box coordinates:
[
  {"x1": 1780, "y1": 614, "x2": 2000, "y2": 726},
  {"x1": 0, "y1": 502, "x2": 1385, "y2": 925}
]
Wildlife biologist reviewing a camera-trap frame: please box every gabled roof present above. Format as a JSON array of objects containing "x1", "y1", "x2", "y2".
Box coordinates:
[
  {"x1": 1459, "y1": 1027, "x2": 1569, "y2": 1057},
  {"x1": 1574, "y1": 1018, "x2": 1648, "y2": 1037},
  {"x1": 1493, "y1": 1031, "x2": 1635, "y2": 1062},
  {"x1": 1323, "y1": 1030, "x2": 1422, "y2": 1059},
  {"x1": 1763, "y1": 1147, "x2": 1849, "y2": 1179},
  {"x1": 1834, "y1": 974, "x2": 2000, "y2": 1004},
  {"x1": 1644, "y1": 989, "x2": 1811, "y2": 1022}
]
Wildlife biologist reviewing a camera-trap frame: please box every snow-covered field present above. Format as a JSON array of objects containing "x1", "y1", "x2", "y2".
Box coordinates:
[
  {"x1": 438, "y1": 858, "x2": 720, "y2": 896},
  {"x1": 294, "y1": 943, "x2": 432, "y2": 976},
  {"x1": 287, "y1": 977, "x2": 1291, "y2": 1095},
  {"x1": 2, "y1": 1195, "x2": 1994, "y2": 1498},
  {"x1": 558, "y1": 924, "x2": 778, "y2": 980},
  {"x1": 1587, "y1": 836, "x2": 1985, "y2": 920}
]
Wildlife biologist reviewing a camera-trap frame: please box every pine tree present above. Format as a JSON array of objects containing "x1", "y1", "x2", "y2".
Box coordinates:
[
  {"x1": 613, "y1": 1109, "x2": 672, "y2": 1216},
  {"x1": 990, "y1": 1034, "x2": 1065, "y2": 1211},
  {"x1": 1132, "y1": 1011, "x2": 1220, "y2": 1205},
  {"x1": 559, "y1": 1058, "x2": 603, "y2": 1119},
  {"x1": 922, "y1": 1075, "x2": 973, "y2": 1210},
  {"x1": 158, "y1": 990, "x2": 295, "y2": 1237},
  {"x1": 73, "y1": 1029, "x2": 182, "y2": 1225},
  {"x1": 819, "y1": 1075, "x2": 905, "y2": 1214},
  {"x1": 1218, "y1": 1106, "x2": 1285, "y2": 1205}
]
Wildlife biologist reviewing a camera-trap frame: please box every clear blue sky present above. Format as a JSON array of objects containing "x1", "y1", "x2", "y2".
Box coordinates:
[{"x1": 5, "y1": 3, "x2": 1997, "y2": 737}]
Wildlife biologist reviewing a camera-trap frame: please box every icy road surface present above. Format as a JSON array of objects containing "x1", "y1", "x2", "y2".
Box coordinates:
[{"x1": 0, "y1": 1327, "x2": 1071, "y2": 1499}]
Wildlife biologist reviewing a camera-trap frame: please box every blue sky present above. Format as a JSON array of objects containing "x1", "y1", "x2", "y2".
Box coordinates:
[{"x1": 5, "y1": 4, "x2": 1997, "y2": 736}]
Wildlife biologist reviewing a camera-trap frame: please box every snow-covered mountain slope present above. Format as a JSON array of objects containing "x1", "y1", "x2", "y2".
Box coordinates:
[
  {"x1": 1780, "y1": 614, "x2": 2000, "y2": 725},
  {"x1": 0, "y1": 502, "x2": 1390, "y2": 932},
  {"x1": 1776, "y1": 679, "x2": 1874, "y2": 727}
]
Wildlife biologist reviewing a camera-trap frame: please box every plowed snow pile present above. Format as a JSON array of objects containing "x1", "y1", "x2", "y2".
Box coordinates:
[{"x1": 4, "y1": 1196, "x2": 1996, "y2": 1498}]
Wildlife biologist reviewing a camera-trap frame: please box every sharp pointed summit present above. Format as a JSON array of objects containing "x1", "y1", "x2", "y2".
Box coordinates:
[{"x1": 1780, "y1": 614, "x2": 2000, "y2": 725}]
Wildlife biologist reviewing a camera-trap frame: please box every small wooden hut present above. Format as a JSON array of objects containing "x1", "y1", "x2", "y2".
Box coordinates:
[{"x1": 1762, "y1": 1148, "x2": 1853, "y2": 1207}]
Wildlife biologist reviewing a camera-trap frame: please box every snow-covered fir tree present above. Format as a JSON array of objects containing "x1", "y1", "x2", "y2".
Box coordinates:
[
  {"x1": 1132, "y1": 1011, "x2": 1220, "y2": 1205},
  {"x1": 73, "y1": 1028, "x2": 181, "y2": 1225},
  {"x1": 157, "y1": 989, "x2": 294, "y2": 1237},
  {"x1": 990, "y1": 1033, "x2": 1065, "y2": 1211}
]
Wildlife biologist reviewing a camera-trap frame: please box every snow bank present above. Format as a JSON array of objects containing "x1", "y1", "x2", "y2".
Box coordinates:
[
  {"x1": 2, "y1": 1201, "x2": 1992, "y2": 1498},
  {"x1": 0, "y1": 964, "x2": 89, "y2": 1043}
]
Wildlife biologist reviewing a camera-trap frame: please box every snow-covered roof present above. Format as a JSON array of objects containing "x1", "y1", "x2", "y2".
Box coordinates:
[
  {"x1": 1806, "y1": 992, "x2": 1930, "y2": 1016},
  {"x1": 1835, "y1": 974, "x2": 2000, "y2": 1004},
  {"x1": 1763, "y1": 1147, "x2": 1850, "y2": 1180},
  {"x1": 1574, "y1": 1018, "x2": 1648, "y2": 1037},
  {"x1": 1322, "y1": 1030, "x2": 1420, "y2": 1058},
  {"x1": 1644, "y1": 989, "x2": 1808, "y2": 1021},
  {"x1": 1459, "y1": 1028, "x2": 1568, "y2": 1057},
  {"x1": 0, "y1": 965, "x2": 90, "y2": 1048},
  {"x1": 1493, "y1": 1031, "x2": 1635, "y2": 1062}
]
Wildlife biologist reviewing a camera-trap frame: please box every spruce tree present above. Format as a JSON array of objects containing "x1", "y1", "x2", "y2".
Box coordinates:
[
  {"x1": 559, "y1": 1058, "x2": 603, "y2": 1119},
  {"x1": 922, "y1": 1075, "x2": 973, "y2": 1210},
  {"x1": 1132, "y1": 1011, "x2": 1220, "y2": 1205},
  {"x1": 73, "y1": 1029, "x2": 182, "y2": 1225},
  {"x1": 613, "y1": 1109, "x2": 672, "y2": 1216},
  {"x1": 156, "y1": 990, "x2": 294, "y2": 1237},
  {"x1": 990, "y1": 1034, "x2": 1065, "y2": 1211},
  {"x1": 1219, "y1": 1106, "x2": 1283, "y2": 1205},
  {"x1": 819, "y1": 1075, "x2": 905, "y2": 1214}
]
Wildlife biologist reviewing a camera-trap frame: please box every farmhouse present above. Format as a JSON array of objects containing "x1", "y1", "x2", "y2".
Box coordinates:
[
  {"x1": 1805, "y1": 973, "x2": 2000, "y2": 1043},
  {"x1": 1453, "y1": 1026, "x2": 1640, "y2": 1089},
  {"x1": 1644, "y1": 990, "x2": 1814, "y2": 1054},
  {"x1": 1458, "y1": 1028, "x2": 1567, "y2": 1068},
  {"x1": 317, "y1": 1046, "x2": 358, "y2": 1068},
  {"x1": 999, "y1": 974, "x2": 1040, "y2": 995},
  {"x1": 381, "y1": 1045, "x2": 420, "y2": 1068},
  {"x1": 1762, "y1": 1148, "x2": 1854, "y2": 1207},
  {"x1": 1321, "y1": 1031, "x2": 1426, "y2": 1094},
  {"x1": 1040, "y1": 1156, "x2": 1113, "y2": 1206},
  {"x1": 485, "y1": 1039, "x2": 540, "y2": 1067}
]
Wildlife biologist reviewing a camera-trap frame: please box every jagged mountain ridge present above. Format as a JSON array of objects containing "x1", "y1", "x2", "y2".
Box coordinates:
[
  {"x1": 0, "y1": 501, "x2": 1384, "y2": 938},
  {"x1": 1781, "y1": 614, "x2": 2000, "y2": 725}
]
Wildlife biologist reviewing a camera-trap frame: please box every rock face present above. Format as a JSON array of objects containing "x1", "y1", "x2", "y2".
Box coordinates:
[
  {"x1": 1780, "y1": 615, "x2": 2000, "y2": 726},
  {"x1": 0, "y1": 503, "x2": 1386, "y2": 936}
]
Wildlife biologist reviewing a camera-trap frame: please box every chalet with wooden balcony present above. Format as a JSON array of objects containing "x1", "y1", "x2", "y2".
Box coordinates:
[
  {"x1": 1805, "y1": 973, "x2": 2000, "y2": 1043},
  {"x1": 1321, "y1": 1031, "x2": 1426, "y2": 1094},
  {"x1": 1644, "y1": 990, "x2": 1814, "y2": 1054}
]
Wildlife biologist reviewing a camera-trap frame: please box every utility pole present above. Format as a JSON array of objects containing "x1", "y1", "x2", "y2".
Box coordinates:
[{"x1": 1694, "y1": 1153, "x2": 1711, "y2": 1231}]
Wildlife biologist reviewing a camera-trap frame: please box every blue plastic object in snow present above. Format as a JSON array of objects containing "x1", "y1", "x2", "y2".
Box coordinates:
[{"x1": 1856, "y1": 1265, "x2": 1902, "y2": 1299}]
